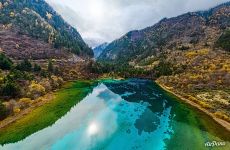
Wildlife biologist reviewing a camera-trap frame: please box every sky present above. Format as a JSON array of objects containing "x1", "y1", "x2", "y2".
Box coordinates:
[{"x1": 46, "y1": 0, "x2": 229, "y2": 47}]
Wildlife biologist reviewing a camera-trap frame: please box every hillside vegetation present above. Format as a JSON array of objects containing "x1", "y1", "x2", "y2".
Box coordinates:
[
  {"x1": 0, "y1": 81, "x2": 95, "y2": 145},
  {"x1": 0, "y1": 53, "x2": 65, "y2": 120},
  {"x1": 157, "y1": 49, "x2": 230, "y2": 122},
  {"x1": 0, "y1": 0, "x2": 96, "y2": 121},
  {"x1": 95, "y1": 2, "x2": 230, "y2": 123},
  {"x1": 0, "y1": 0, "x2": 93, "y2": 58},
  {"x1": 216, "y1": 29, "x2": 230, "y2": 51},
  {"x1": 99, "y1": 2, "x2": 230, "y2": 63}
]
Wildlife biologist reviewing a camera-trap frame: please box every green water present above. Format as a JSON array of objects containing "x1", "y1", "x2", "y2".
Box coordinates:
[{"x1": 0, "y1": 79, "x2": 229, "y2": 150}]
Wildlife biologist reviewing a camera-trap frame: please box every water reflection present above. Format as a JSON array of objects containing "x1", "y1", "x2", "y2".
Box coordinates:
[
  {"x1": 2, "y1": 79, "x2": 227, "y2": 150},
  {"x1": 1, "y1": 82, "x2": 172, "y2": 150}
]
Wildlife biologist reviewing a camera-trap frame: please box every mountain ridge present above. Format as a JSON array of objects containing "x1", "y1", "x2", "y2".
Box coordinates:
[
  {"x1": 99, "y1": 2, "x2": 230, "y2": 63},
  {"x1": 0, "y1": 0, "x2": 93, "y2": 59},
  {"x1": 93, "y1": 42, "x2": 108, "y2": 59}
]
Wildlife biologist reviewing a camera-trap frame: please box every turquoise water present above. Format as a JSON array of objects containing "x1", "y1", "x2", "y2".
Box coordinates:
[{"x1": 1, "y1": 79, "x2": 230, "y2": 150}]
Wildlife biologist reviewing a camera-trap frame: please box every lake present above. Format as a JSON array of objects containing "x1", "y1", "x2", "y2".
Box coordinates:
[{"x1": 1, "y1": 79, "x2": 230, "y2": 150}]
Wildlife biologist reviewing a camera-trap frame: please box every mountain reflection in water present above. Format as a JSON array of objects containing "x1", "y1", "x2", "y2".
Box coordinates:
[{"x1": 1, "y1": 79, "x2": 229, "y2": 150}]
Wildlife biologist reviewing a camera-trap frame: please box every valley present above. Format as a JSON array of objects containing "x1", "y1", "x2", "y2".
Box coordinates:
[
  {"x1": 1, "y1": 79, "x2": 230, "y2": 149},
  {"x1": 0, "y1": 0, "x2": 229, "y2": 149}
]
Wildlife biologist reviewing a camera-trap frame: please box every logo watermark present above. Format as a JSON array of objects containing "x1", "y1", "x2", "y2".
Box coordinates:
[{"x1": 205, "y1": 141, "x2": 226, "y2": 147}]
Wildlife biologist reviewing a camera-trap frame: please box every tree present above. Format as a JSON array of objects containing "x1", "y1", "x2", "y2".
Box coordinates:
[
  {"x1": 216, "y1": 29, "x2": 230, "y2": 51},
  {"x1": 27, "y1": 81, "x2": 45, "y2": 99},
  {"x1": 16, "y1": 59, "x2": 32, "y2": 72},
  {"x1": 53, "y1": 67, "x2": 60, "y2": 75},
  {"x1": 154, "y1": 60, "x2": 173, "y2": 77},
  {"x1": 1, "y1": 81, "x2": 20, "y2": 98},
  {"x1": 48, "y1": 60, "x2": 53, "y2": 72},
  {"x1": 0, "y1": 101, "x2": 8, "y2": 120},
  {"x1": 33, "y1": 63, "x2": 41, "y2": 72},
  {"x1": 0, "y1": 53, "x2": 13, "y2": 70}
]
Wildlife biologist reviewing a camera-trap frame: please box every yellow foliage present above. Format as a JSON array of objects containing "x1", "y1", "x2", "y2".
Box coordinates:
[
  {"x1": 19, "y1": 98, "x2": 32, "y2": 109},
  {"x1": 190, "y1": 74, "x2": 202, "y2": 79},
  {"x1": 0, "y1": 77, "x2": 4, "y2": 84},
  {"x1": 13, "y1": 108, "x2": 21, "y2": 114},
  {"x1": 39, "y1": 78, "x2": 52, "y2": 92},
  {"x1": 209, "y1": 64, "x2": 216, "y2": 71},
  {"x1": 187, "y1": 95, "x2": 212, "y2": 109},
  {"x1": 51, "y1": 76, "x2": 64, "y2": 88},
  {"x1": 27, "y1": 81, "x2": 46, "y2": 99},
  {"x1": 214, "y1": 111, "x2": 230, "y2": 122},
  {"x1": 185, "y1": 49, "x2": 209, "y2": 58},
  {"x1": 217, "y1": 80, "x2": 222, "y2": 84},
  {"x1": 188, "y1": 95, "x2": 197, "y2": 101},
  {"x1": 197, "y1": 101, "x2": 212, "y2": 109},
  {"x1": 221, "y1": 64, "x2": 230, "y2": 72},
  {"x1": 10, "y1": 12, "x2": 15, "y2": 17},
  {"x1": 19, "y1": 98, "x2": 32, "y2": 103}
]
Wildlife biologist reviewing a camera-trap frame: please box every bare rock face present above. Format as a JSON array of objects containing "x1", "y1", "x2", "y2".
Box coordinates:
[{"x1": 99, "y1": 2, "x2": 230, "y2": 64}]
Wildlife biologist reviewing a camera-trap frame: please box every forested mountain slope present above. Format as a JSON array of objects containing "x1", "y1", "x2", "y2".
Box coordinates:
[
  {"x1": 99, "y1": 2, "x2": 230, "y2": 64},
  {"x1": 0, "y1": 0, "x2": 95, "y2": 121},
  {"x1": 93, "y1": 42, "x2": 108, "y2": 59},
  {"x1": 95, "y1": 2, "x2": 230, "y2": 124},
  {"x1": 0, "y1": 0, "x2": 93, "y2": 59}
]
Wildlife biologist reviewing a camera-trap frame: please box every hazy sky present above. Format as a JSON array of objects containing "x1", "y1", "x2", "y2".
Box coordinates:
[{"x1": 46, "y1": 0, "x2": 229, "y2": 47}]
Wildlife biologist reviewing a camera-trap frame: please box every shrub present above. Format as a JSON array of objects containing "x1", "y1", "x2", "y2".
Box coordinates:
[
  {"x1": 48, "y1": 60, "x2": 53, "y2": 72},
  {"x1": 39, "y1": 78, "x2": 52, "y2": 92},
  {"x1": 27, "y1": 81, "x2": 45, "y2": 99},
  {"x1": 154, "y1": 60, "x2": 173, "y2": 77},
  {"x1": 53, "y1": 67, "x2": 60, "y2": 75},
  {"x1": 214, "y1": 111, "x2": 230, "y2": 122},
  {"x1": 13, "y1": 108, "x2": 20, "y2": 114},
  {"x1": 18, "y1": 98, "x2": 32, "y2": 109},
  {"x1": 216, "y1": 29, "x2": 230, "y2": 52},
  {"x1": 40, "y1": 69, "x2": 49, "y2": 78},
  {"x1": 0, "y1": 53, "x2": 13, "y2": 70},
  {"x1": 16, "y1": 59, "x2": 32, "y2": 72},
  {"x1": 0, "y1": 81, "x2": 20, "y2": 98},
  {"x1": 178, "y1": 45, "x2": 190, "y2": 51},
  {"x1": 4, "y1": 100, "x2": 16, "y2": 115},
  {"x1": 0, "y1": 101, "x2": 8, "y2": 120},
  {"x1": 33, "y1": 63, "x2": 41, "y2": 72},
  {"x1": 5, "y1": 69, "x2": 34, "y2": 81},
  {"x1": 50, "y1": 75, "x2": 64, "y2": 89}
]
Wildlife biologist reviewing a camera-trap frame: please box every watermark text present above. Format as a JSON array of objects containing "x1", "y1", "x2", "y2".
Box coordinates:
[{"x1": 205, "y1": 141, "x2": 225, "y2": 147}]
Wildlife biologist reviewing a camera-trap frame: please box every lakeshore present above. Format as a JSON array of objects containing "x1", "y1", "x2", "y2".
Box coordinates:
[
  {"x1": 1, "y1": 79, "x2": 230, "y2": 150},
  {"x1": 0, "y1": 79, "x2": 230, "y2": 149},
  {"x1": 156, "y1": 80, "x2": 230, "y2": 132},
  {"x1": 0, "y1": 81, "x2": 95, "y2": 145}
]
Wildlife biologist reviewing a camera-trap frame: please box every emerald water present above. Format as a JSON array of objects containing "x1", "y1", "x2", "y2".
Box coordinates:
[{"x1": 1, "y1": 79, "x2": 230, "y2": 150}]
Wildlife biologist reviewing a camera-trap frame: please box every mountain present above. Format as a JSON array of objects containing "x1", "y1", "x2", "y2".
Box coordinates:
[
  {"x1": 0, "y1": 0, "x2": 96, "y2": 122},
  {"x1": 99, "y1": 2, "x2": 230, "y2": 64},
  {"x1": 93, "y1": 42, "x2": 108, "y2": 59},
  {"x1": 95, "y1": 2, "x2": 230, "y2": 123},
  {"x1": 0, "y1": 0, "x2": 93, "y2": 59}
]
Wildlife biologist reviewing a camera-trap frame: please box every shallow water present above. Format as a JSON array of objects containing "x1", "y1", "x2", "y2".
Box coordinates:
[{"x1": 1, "y1": 79, "x2": 230, "y2": 150}]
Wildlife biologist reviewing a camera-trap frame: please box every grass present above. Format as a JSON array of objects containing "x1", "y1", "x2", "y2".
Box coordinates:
[{"x1": 0, "y1": 80, "x2": 96, "y2": 145}]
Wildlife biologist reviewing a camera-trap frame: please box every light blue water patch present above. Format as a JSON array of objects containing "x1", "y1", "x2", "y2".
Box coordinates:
[
  {"x1": 120, "y1": 91, "x2": 136, "y2": 97},
  {"x1": 0, "y1": 83, "x2": 172, "y2": 150}
]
